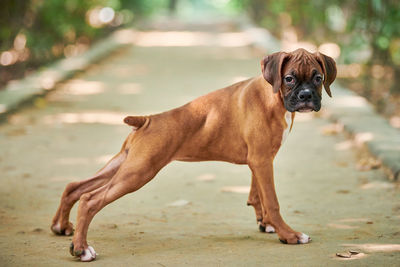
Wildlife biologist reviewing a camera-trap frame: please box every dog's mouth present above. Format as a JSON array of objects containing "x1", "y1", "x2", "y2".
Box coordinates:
[
  {"x1": 284, "y1": 99, "x2": 320, "y2": 113},
  {"x1": 283, "y1": 90, "x2": 322, "y2": 113},
  {"x1": 295, "y1": 102, "x2": 316, "y2": 113}
]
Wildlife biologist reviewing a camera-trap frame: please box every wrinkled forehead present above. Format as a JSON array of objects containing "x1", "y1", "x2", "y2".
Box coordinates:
[{"x1": 283, "y1": 52, "x2": 323, "y2": 80}]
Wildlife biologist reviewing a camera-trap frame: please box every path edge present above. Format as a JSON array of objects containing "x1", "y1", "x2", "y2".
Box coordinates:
[{"x1": 0, "y1": 28, "x2": 134, "y2": 122}]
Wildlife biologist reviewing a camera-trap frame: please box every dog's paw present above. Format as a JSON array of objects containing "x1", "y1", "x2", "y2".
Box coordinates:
[
  {"x1": 265, "y1": 225, "x2": 276, "y2": 233},
  {"x1": 70, "y1": 243, "x2": 97, "y2": 262},
  {"x1": 279, "y1": 232, "x2": 311, "y2": 244},
  {"x1": 258, "y1": 221, "x2": 275, "y2": 233},
  {"x1": 297, "y1": 233, "x2": 311, "y2": 244},
  {"x1": 51, "y1": 222, "x2": 74, "y2": 236},
  {"x1": 80, "y1": 246, "x2": 97, "y2": 262}
]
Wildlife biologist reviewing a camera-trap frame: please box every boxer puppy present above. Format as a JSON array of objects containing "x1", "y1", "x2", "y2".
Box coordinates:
[{"x1": 51, "y1": 48, "x2": 336, "y2": 261}]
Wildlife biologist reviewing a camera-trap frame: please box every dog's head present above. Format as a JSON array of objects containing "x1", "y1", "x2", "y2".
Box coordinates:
[{"x1": 261, "y1": 48, "x2": 337, "y2": 112}]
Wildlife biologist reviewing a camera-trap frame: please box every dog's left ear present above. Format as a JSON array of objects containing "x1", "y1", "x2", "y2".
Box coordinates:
[
  {"x1": 315, "y1": 52, "x2": 337, "y2": 97},
  {"x1": 261, "y1": 52, "x2": 290, "y2": 93}
]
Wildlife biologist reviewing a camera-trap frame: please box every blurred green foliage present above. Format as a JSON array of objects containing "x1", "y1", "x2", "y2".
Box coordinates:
[
  {"x1": 0, "y1": 0, "x2": 167, "y2": 87},
  {"x1": 1, "y1": 0, "x2": 399, "y2": 96},
  {"x1": 0, "y1": 0, "x2": 166, "y2": 61}
]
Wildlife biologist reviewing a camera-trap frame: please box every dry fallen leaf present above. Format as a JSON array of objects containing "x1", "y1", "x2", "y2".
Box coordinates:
[
  {"x1": 336, "y1": 252, "x2": 351, "y2": 258},
  {"x1": 321, "y1": 123, "x2": 344, "y2": 136},
  {"x1": 356, "y1": 157, "x2": 381, "y2": 171},
  {"x1": 336, "y1": 250, "x2": 362, "y2": 259},
  {"x1": 167, "y1": 199, "x2": 190, "y2": 207}
]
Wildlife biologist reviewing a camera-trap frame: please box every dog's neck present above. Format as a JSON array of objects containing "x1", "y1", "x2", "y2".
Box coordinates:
[{"x1": 257, "y1": 75, "x2": 295, "y2": 134}]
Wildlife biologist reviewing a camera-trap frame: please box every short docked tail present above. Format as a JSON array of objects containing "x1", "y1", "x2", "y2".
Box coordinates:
[{"x1": 123, "y1": 116, "x2": 147, "y2": 129}]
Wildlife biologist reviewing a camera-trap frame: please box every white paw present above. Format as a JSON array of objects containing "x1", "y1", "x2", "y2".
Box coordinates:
[
  {"x1": 51, "y1": 223, "x2": 61, "y2": 233},
  {"x1": 51, "y1": 222, "x2": 73, "y2": 235},
  {"x1": 265, "y1": 225, "x2": 275, "y2": 233},
  {"x1": 298, "y1": 233, "x2": 311, "y2": 244},
  {"x1": 80, "y1": 246, "x2": 96, "y2": 262}
]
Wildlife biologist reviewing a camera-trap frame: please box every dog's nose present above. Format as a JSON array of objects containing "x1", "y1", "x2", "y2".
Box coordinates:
[{"x1": 297, "y1": 89, "x2": 312, "y2": 101}]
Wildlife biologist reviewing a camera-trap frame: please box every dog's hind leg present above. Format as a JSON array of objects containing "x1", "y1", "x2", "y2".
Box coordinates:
[
  {"x1": 51, "y1": 136, "x2": 131, "y2": 236},
  {"x1": 69, "y1": 146, "x2": 172, "y2": 261},
  {"x1": 247, "y1": 174, "x2": 275, "y2": 233}
]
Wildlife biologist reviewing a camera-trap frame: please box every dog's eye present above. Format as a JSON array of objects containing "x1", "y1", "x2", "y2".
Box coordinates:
[
  {"x1": 315, "y1": 75, "x2": 323, "y2": 84},
  {"x1": 284, "y1": 76, "x2": 295, "y2": 84}
]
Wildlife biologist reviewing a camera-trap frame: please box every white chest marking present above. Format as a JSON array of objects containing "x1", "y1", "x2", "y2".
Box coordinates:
[{"x1": 281, "y1": 111, "x2": 292, "y2": 145}]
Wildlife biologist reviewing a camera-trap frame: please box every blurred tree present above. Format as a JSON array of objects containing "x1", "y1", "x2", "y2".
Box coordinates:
[
  {"x1": 0, "y1": 0, "x2": 167, "y2": 88},
  {"x1": 345, "y1": 0, "x2": 400, "y2": 94},
  {"x1": 168, "y1": 0, "x2": 178, "y2": 15},
  {"x1": 0, "y1": 0, "x2": 30, "y2": 49},
  {"x1": 1, "y1": 0, "x2": 399, "y2": 102}
]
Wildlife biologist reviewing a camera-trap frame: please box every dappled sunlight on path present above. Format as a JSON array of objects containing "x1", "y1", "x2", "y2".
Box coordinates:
[
  {"x1": 114, "y1": 29, "x2": 254, "y2": 48},
  {"x1": 0, "y1": 18, "x2": 399, "y2": 266},
  {"x1": 42, "y1": 111, "x2": 127, "y2": 125}
]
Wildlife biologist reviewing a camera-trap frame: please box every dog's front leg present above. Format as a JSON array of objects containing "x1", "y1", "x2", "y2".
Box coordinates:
[
  {"x1": 247, "y1": 174, "x2": 276, "y2": 233},
  {"x1": 248, "y1": 159, "x2": 310, "y2": 244}
]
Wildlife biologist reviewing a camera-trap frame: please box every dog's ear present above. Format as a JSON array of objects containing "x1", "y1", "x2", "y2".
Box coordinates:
[
  {"x1": 315, "y1": 52, "x2": 337, "y2": 97},
  {"x1": 261, "y1": 52, "x2": 290, "y2": 93}
]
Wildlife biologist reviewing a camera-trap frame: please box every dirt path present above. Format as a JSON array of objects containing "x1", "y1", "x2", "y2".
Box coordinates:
[{"x1": 0, "y1": 21, "x2": 399, "y2": 266}]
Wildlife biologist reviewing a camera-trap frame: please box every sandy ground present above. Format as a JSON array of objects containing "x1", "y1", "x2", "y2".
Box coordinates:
[{"x1": 0, "y1": 22, "x2": 399, "y2": 266}]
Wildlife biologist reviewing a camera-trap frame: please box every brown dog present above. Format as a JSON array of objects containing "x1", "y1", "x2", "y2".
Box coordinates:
[{"x1": 51, "y1": 48, "x2": 336, "y2": 261}]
